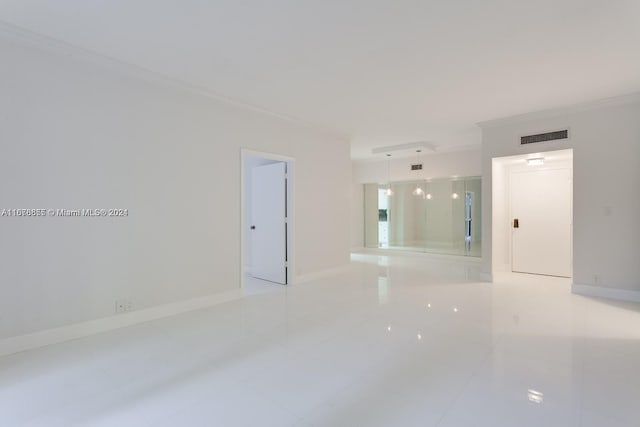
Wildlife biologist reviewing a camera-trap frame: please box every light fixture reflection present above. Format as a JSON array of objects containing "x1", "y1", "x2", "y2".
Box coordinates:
[
  {"x1": 427, "y1": 303, "x2": 431, "y2": 308},
  {"x1": 417, "y1": 333, "x2": 422, "y2": 340},
  {"x1": 426, "y1": 193, "x2": 432, "y2": 200},
  {"x1": 453, "y1": 307, "x2": 459, "y2": 313},
  {"x1": 526, "y1": 158, "x2": 545, "y2": 166},
  {"x1": 386, "y1": 187, "x2": 393, "y2": 196},
  {"x1": 387, "y1": 325, "x2": 392, "y2": 332},
  {"x1": 452, "y1": 193, "x2": 459, "y2": 200},
  {"x1": 527, "y1": 389, "x2": 544, "y2": 404},
  {"x1": 412, "y1": 186, "x2": 424, "y2": 196}
]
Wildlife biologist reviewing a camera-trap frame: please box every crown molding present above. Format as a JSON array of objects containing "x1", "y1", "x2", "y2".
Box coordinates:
[
  {"x1": 477, "y1": 92, "x2": 640, "y2": 129},
  {"x1": 0, "y1": 20, "x2": 349, "y2": 142}
]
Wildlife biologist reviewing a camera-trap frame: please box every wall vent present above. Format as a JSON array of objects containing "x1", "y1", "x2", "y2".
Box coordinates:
[
  {"x1": 521, "y1": 130, "x2": 568, "y2": 145},
  {"x1": 411, "y1": 164, "x2": 423, "y2": 171}
]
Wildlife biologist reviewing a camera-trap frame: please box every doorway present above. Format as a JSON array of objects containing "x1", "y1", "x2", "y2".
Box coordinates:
[
  {"x1": 241, "y1": 150, "x2": 294, "y2": 288},
  {"x1": 492, "y1": 149, "x2": 573, "y2": 278}
]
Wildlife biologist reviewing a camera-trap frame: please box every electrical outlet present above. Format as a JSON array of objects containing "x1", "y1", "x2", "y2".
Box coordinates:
[
  {"x1": 115, "y1": 300, "x2": 126, "y2": 313},
  {"x1": 115, "y1": 299, "x2": 133, "y2": 314}
]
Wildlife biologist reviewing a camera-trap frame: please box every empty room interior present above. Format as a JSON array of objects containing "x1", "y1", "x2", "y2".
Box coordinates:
[{"x1": 1, "y1": 2, "x2": 640, "y2": 426}]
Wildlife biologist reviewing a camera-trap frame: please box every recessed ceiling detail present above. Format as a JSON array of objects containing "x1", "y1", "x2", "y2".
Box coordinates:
[{"x1": 371, "y1": 141, "x2": 436, "y2": 156}]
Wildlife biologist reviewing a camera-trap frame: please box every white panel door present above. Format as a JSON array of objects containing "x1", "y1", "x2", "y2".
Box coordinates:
[
  {"x1": 511, "y1": 168, "x2": 572, "y2": 277},
  {"x1": 251, "y1": 162, "x2": 287, "y2": 284}
]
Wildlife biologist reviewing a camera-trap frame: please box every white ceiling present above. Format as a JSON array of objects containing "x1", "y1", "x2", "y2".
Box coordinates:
[{"x1": 1, "y1": 1, "x2": 639, "y2": 160}]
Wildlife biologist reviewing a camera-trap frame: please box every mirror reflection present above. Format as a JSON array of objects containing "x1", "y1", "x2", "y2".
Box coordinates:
[{"x1": 364, "y1": 177, "x2": 481, "y2": 257}]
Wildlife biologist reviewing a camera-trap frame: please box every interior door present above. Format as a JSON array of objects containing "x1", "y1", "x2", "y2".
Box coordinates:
[
  {"x1": 251, "y1": 162, "x2": 287, "y2": 284},
  {"x1": 511, "y1": 168, "x2": 571, "y2": 277}
]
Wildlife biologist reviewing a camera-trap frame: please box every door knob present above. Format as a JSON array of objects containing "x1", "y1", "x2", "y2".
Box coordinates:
[
  {"x1": 513, "y1": 218, "x2": 519, "y2": 228},
  {"x1": 250, "y1": 225, "x2": 256, "y2": 230}
]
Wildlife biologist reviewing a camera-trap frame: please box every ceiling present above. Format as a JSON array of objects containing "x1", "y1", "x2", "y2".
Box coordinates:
[{"x1": 1, "y1": 1, "x2": 639, "y2": 160}]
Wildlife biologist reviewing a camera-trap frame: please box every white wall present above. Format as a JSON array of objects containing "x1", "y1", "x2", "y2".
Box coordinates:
[
  {"x1": 480, "y1": 95, "x2": 640, "y2": 299},
  {"x1": 0, "y1": 33, "x2": 351, "y2": 340},
  {"x1": 351, "y1": 149, "x2": 481, "y2": 247}
]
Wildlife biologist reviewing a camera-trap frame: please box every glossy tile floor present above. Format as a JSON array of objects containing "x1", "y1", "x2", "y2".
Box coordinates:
[{"x1": 2, "y1": 252, "x2": 640, "y2": 426}]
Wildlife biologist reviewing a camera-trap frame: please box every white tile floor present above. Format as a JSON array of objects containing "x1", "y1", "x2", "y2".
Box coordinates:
[{"x1": 2, "y1": 252, "x2": 640, "y2": 426}]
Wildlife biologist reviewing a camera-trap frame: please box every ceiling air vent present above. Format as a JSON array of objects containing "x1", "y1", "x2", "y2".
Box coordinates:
[
  {"x1": 521, "y1": 130, "x2": 568, "y2": 145},
  {"x1": 411, "y1": 164, "x2": 423, "y2": 171}
]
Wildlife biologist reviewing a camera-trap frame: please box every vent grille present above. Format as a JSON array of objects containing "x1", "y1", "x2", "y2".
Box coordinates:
[
  {"x1": 411, "y1": 164, "x2": 423, "y2": 171},
  {"x1": 521, "y1": 130, "x2": 568, "y2": 145}
]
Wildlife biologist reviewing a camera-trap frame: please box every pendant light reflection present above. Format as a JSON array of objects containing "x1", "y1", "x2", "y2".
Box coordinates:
[{"x1": 425, "y1": 178, "x2": 432, "y2": 200}]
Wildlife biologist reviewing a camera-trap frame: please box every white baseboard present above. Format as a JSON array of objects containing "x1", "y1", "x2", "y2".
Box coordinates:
[
  {"x1": 295, "y1": 264, "x2": 352, "y2": 284},
  {"x1": 572, "y1": 283, "x2": 640, "y2": 303},
  {"x1": 0, "y1": 289, "x2": 243, "y2": 358}
]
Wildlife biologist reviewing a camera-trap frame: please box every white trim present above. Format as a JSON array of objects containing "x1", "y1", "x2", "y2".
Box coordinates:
[
  {"x1": 0, "y1": 289, "x2": 243, "y2": 357},
  {"x1": 0, "y1": 20, "x2": 347, "y2": 141},
  {"x1": 572, "y1": 283, "x2": 640, "y2": 303},
  {"x1": 478, "y1": 92, "x2": 640, "y2": 129},
  {"x1": 294, "y1": 264, "x2": 352, "y2": 284}
]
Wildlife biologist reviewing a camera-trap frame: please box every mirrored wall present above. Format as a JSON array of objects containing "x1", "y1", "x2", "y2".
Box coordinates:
[{"x1": 364, "y1": 177, "x2": 481, "y2": 257}]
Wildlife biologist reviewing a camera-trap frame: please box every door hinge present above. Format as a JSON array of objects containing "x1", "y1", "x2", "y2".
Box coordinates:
[{"x1": 284, "y1": 261, "x2": 289, "y2": 267}]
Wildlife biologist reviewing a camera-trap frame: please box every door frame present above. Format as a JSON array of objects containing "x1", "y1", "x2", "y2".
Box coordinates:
[{"x1": 240, "y1": 149, "x2": 295, "y2": 290}]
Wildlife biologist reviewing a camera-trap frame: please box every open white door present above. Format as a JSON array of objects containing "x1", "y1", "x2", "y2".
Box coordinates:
[
  {"x1": 511, "y1": 168, "x2": 571, "y2": 277},
  {"x1": 251, "y1": 162, "x2": 287, "y2": 284}
]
